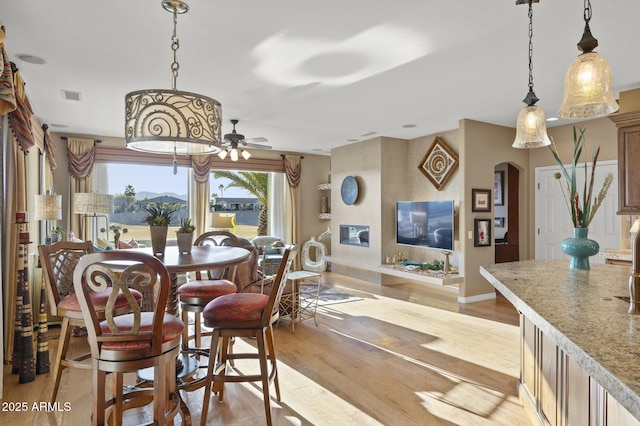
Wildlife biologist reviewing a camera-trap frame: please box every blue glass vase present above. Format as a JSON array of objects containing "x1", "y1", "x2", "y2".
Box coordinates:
[{"x1": 560, "y1": 227, "x2": 599, "y2": 270}]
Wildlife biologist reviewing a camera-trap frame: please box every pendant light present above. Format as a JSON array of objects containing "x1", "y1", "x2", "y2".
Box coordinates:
[
  {"x1": 558, "y1": 0, "x2": 618, "y2": 119},
  {"x1": 513, "y1": 0, "x2": 551, "y2": 149},
  {"x1": 124, "y1": 1, "x2": 222, "y2": 158}
]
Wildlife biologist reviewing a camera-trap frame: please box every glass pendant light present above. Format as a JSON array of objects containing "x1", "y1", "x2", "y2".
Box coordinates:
[
  {"x1": 558, "y1": 0, "x2": 618, "y2": 119},
  {"x1": 513, "y1": 0, "x2": 551, "y2": 149}
]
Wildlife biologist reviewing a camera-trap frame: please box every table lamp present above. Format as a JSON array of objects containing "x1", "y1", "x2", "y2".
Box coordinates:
[
  {"x1": 34, "y1": 193, "x2": 62, "y2": 244},
  {"x1": 73, "y1": 193, "x2": 113, "y2": 243}
]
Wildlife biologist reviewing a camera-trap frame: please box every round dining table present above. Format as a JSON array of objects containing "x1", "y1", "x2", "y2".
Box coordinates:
[{"x1": 128, "y1": 245, "x2": 251, "y2": 316}]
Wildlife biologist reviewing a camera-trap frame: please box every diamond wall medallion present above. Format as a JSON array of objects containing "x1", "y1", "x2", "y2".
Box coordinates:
[{"x1": 418, "y1": 136, "x2": 459, "y2": 190}]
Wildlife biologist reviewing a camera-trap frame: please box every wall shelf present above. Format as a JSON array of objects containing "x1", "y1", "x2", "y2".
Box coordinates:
[{"x1": 325, "y1": 256, "x2": 463, "y2": 290}]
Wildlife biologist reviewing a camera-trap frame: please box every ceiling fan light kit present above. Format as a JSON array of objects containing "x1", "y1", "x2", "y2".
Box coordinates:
[
  {"x1": 218, "y1": 119, "x2": 270, "y2": 161},
  {"x1": 124, "y1": 0, "x2": 222, "y2": 158}
]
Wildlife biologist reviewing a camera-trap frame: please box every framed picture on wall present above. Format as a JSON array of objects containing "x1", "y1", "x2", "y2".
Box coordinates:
[
  {"x1": 471, "y1": 189, "x2": 491, "y2": 212},
  {"x1": 474, "y1": 218, "x2": 492, "y2": 247},
  {"x1": 494, "y1": 171, "x2": 504, "y2": 206}
]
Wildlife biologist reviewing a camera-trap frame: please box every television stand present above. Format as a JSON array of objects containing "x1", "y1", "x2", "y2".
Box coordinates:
[{"x1": 325, "y1": 256, "x2": 463, "y2": 290}]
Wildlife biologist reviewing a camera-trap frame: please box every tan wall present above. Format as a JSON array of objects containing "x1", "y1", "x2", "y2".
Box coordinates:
[{"x1": 331, "y1": 137, "x2": 385, "y2": 267}]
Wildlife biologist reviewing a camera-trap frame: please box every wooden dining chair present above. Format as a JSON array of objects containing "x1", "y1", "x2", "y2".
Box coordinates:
[
  {"x1": 73, "y1": 251, "x2": 184, "y2": 426},
  {"x1": 38, "y1": 241, "x2": 143, "y2": 404},
  {"x1": 199, "y1": 245, "x2": 299, "y2": 426},
  {"x1": 177, "y1": 231, "x2": 240, "y2": 353}
]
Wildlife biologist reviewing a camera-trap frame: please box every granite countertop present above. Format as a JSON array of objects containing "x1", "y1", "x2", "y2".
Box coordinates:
[{"x1": 480, "y1": 260, "x2": 640, "y2": 421}]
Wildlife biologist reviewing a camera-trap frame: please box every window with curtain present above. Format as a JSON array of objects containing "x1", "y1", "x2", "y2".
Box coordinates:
[{"x1": 94, "y1": 146, "x2": 286, "y2": 244}]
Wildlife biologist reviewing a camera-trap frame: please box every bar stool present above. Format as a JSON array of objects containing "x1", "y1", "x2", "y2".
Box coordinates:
[
  {"x1": 73, "y1": 251, "x2": 184, "y2": 426},
  {"x1": 39, "y1": 241, "x2": 143, "y2": 404},
  {"x1": 200, "y1": 245, "x2": 299, "y2": 426},
  {"x1": 178, "y1": 231, "x2": 240, "y2": 353}
]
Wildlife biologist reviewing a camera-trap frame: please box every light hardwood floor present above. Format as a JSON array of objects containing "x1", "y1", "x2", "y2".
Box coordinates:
[{"x1": 1, "y1": 272, "x2": 530, "y2": 425}]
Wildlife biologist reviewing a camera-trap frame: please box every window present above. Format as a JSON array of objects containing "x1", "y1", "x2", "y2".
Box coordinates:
[{"x1": 105, "y1": 163, "x2": 189, "y2": 246}]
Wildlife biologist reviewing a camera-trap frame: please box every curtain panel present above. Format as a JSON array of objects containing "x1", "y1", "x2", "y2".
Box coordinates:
[
  {"x1": 191, "y1": 155, "x2": 211, "y2": 237},
  {"x1": 3, "y1": 69, "x2": 34, "y2": 368},
  {"x1": 67, "y1": 138, "x2": 95, "y2": 239},
  {"x1": 284, "y1": 155, "x2": 301, "y2": 269}
]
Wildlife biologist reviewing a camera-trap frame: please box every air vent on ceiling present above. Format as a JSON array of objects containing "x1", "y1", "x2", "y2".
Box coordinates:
[{"x1": 62, "y1": 90, "x2": 81, "y2": 101}]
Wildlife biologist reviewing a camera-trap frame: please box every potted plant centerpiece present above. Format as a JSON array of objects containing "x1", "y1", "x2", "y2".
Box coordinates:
[
  {"x1": 176, "y1": 217, "x2": 195, "y2": 254},
  {"x1": 144, "y1": 204, "x2": 176, "y2": 256},
  {"x1": 549, "y1": 126, "x2": 614, "y2": 270}
]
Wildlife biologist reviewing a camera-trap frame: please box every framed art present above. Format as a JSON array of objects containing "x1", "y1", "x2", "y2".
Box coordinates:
[
  {"x1": 494, "y1": 217, "x2": 505, "y2": 228},
  {"x1": 418, "y1": 136, "x2": 459, "y2": 191},
  {"x1": 471, "y1": 189, "x2": 491, "y2": 212},
  {"x1": 474, "y1": 218, "x2": 491, "y2": 247},
  {"x1": 494, "y1": 171, "x2": 504, "y2": 206}
]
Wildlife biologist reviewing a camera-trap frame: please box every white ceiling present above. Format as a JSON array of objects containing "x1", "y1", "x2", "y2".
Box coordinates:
[{"x1": 2, "y1": 0, "x2": 639, "y2": 156}]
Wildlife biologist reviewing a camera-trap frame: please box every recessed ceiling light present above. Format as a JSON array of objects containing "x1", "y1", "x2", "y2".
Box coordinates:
[
  {"x1": 402, "y1": 124, "x2": 417, "y2": 128},
  {"x1": 361, "y1": 131, "x2": 377, "y2": 137},
  {"x1": 546, "y1": 117, "x2": 559, "y2": 122},
  {"x1": 347, "y1": 138, "x2": 359, "y2": 142},
  {"x1": 15, "y1": 54, "x2": 46, "y2": 65}
]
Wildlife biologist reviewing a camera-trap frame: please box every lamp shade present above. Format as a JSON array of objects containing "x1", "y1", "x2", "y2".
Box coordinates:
[
  {"x1": 34, "y1": 194, "x2": 62, "y2": 221},
  {"x1": 124, "y1": 89, "x2": 223, "y2": 155},
  {"x1": 73, "y1": 193, "x2": 113, "y2": 214},
  {"x1": 630, "y1": 219, "x2": 640, "y2": 234},
  {"x1": 512, "y1": 105, "x2": 551, "y2": 148},
  {"x1": 558, "y1": 52, "x2": 619, "y2": 119}
]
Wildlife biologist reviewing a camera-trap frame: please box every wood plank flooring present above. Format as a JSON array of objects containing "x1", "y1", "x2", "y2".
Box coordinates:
[{"x1": 1, "y1": 272, "x2": 530, "y2": 425}]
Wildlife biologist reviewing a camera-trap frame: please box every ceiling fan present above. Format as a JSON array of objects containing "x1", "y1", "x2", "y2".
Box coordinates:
[{"x1": 218, "y1": 119, "x2": 271, "y2": 161}]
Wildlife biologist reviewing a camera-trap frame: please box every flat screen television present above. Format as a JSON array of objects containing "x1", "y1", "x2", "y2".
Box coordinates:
[{"x1": 396, "y1": 200, "x2": 454, "y2": 251}]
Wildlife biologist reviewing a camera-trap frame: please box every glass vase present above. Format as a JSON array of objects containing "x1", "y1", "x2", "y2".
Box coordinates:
[{"x1": 560, "y1": 227, "x2": 599, "y2": 270}]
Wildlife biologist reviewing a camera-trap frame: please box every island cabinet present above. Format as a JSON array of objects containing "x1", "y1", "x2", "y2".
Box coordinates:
[
  {"x1": 609, "y1": 111, "x2": 640, "y2": 214},
  {"x1": 479, "y1": 261, "x2": 640, "y2": 426},
  {"x1": 520, "y1": 315, "x2": 638, "y2": 426}
]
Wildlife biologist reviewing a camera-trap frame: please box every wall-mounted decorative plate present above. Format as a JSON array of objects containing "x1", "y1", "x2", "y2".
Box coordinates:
[{"x1": 340, "y1": 175, "x2": 359, "y2": 205}]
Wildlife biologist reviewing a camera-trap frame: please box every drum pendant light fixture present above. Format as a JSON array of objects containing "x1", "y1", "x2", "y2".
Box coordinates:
[
  {"x1": 124, "y1": 1, "x2": 222, "y2": 159},
  {"x1": 558, "y1": 0, "x2": 618, "y2": 119},
  {"x1": 513, "y1": 0, "x2": 551, "y2": 149}
]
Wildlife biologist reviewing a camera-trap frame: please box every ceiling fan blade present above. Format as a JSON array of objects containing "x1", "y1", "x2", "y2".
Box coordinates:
[
  {"x1": 243, "y1": 136, "x2": 268, "y2": 143},
  {"x1": 244, "y1": 143, "x2": 272, "y2": 150}
]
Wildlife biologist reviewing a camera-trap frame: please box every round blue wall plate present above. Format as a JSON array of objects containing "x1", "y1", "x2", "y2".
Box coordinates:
[{"x1": 341, "y1": 175, "x2": 358, "y2": 205}]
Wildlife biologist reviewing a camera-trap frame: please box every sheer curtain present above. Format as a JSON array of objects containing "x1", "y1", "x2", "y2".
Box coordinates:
[{"x1": 268, "y1": 172, "x2": 286, "y2": 240}]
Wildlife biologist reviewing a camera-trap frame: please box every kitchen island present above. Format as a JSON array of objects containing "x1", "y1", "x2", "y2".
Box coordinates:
[{"x1": 480, "y1": 260, "x2": 640, "y2": 425}]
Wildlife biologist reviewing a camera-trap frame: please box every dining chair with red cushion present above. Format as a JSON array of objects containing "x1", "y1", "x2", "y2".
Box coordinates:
[
  {"x1": 199, "y1": 244, "x2": 299, "y2": 426},
  {"x1": 38, "y1": 241, "x2": 143, "y2": 404},
  {"x1": 73, "y1": 250, "x2": 184, "y2": 426},
  {"x1": 177, "y1": 231, "x2": 241, "y2": 353}
]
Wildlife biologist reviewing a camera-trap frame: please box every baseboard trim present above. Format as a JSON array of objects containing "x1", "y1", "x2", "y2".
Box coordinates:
[{"x1": 457, "y1": 291, "x2": 496, "y2": 304}]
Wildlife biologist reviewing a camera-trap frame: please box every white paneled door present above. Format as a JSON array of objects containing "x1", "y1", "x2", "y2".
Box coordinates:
[{"x1": 535, "y1": 160, "x2": 619, "y2": 264}]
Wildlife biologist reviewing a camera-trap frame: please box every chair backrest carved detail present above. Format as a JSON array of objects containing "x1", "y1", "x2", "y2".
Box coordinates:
[
  {"x1": 73, "y1": 251, "x2": 170, "y2": 358},
  {"x1": 39, "y1": 241, "x2": 94, "y2": 316}
]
